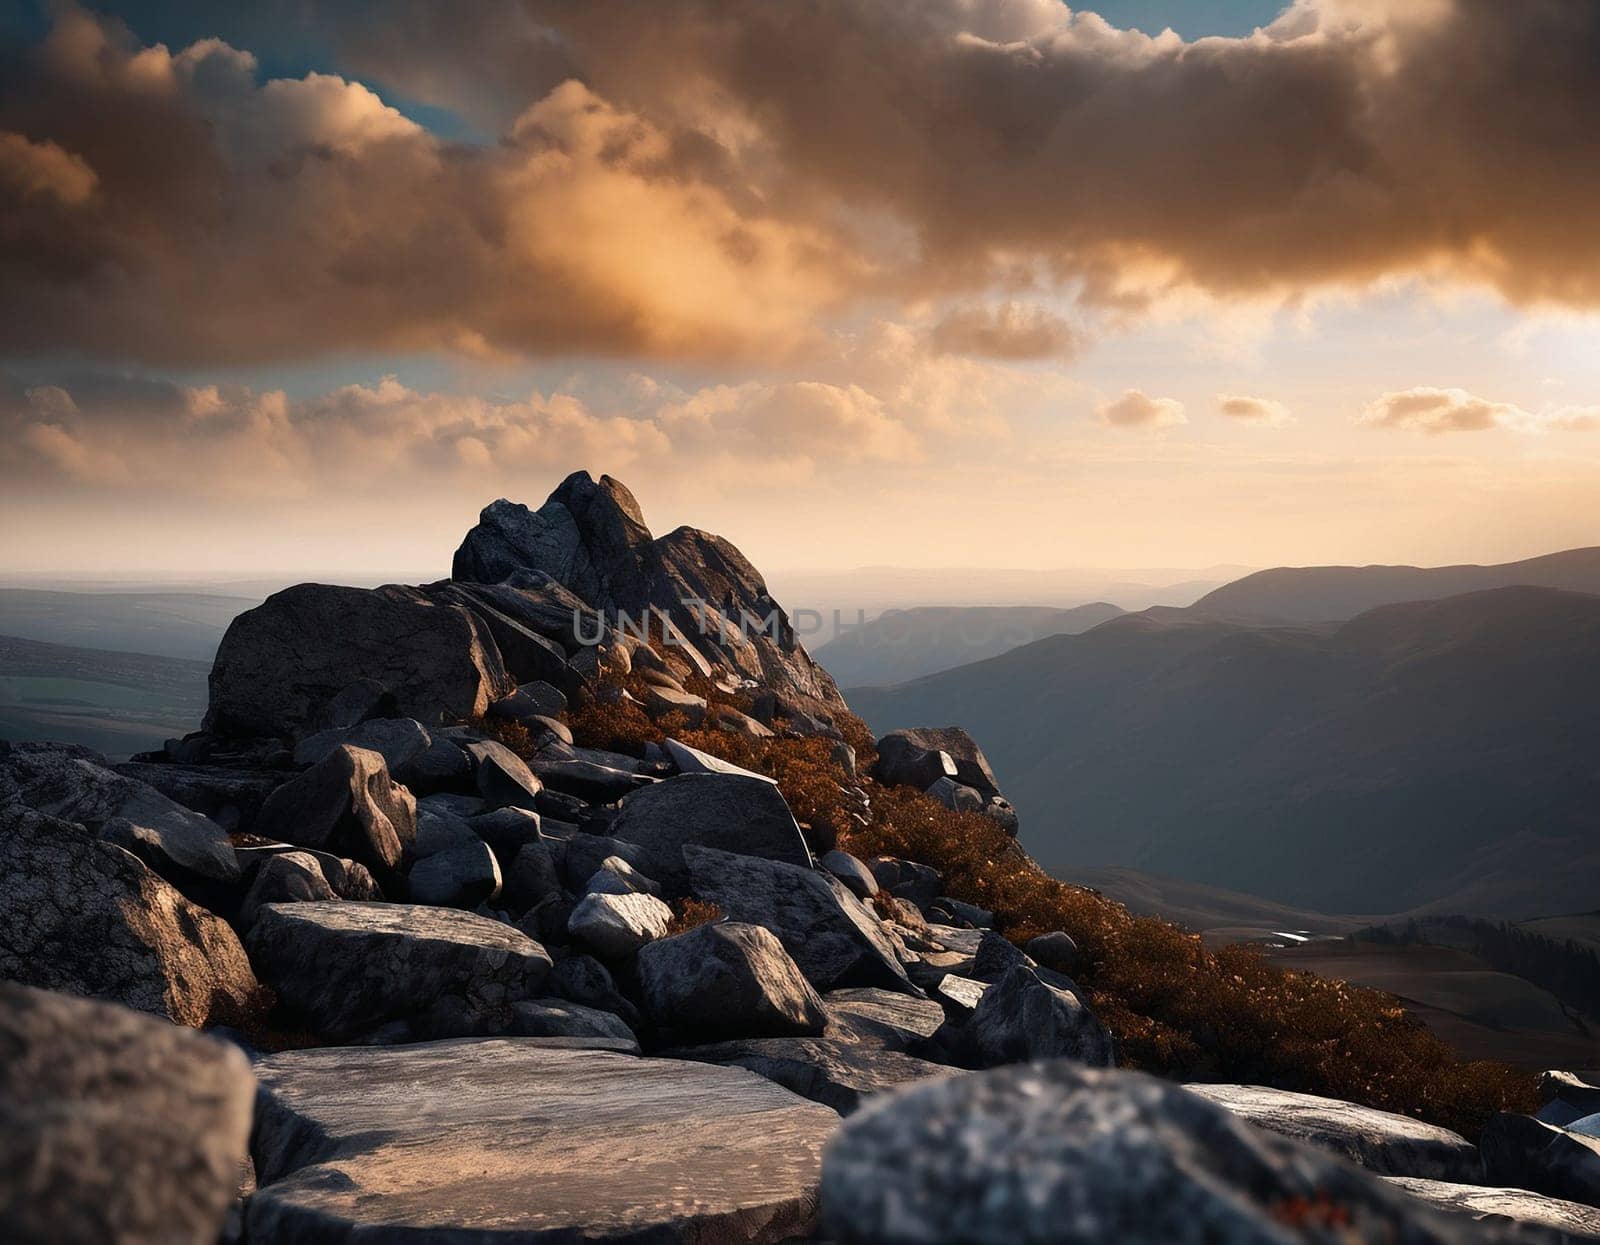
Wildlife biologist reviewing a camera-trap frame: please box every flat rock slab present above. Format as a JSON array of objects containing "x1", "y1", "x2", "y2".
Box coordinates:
[
  {"x1": 668, "y1": 1036, "x2": 954, "y2": 1116},
  {"x1": 1387, "y1": 1177, "x2": 1600, "y2": 1244},
  {"x1": 249, "y1": 1039, "x2": 839, "y2": 1243},
  {"x1": 1187, "y1": 1084, "x2": 1483, "y2": 1183},
  {"x1": 247, "y1": 902, "x2": 552, "y2": 1039},
  {"x1": 0, "y1": 982, "x2": 255, "y2": 1245},
  {"x1": 612, "y1": 772, "x2": 813, "y2": 887}
]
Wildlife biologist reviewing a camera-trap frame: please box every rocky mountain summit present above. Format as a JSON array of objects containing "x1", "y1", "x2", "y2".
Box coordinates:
[{"x1": 3, "y1": 471, "x2": 1599, "y2": 1243}]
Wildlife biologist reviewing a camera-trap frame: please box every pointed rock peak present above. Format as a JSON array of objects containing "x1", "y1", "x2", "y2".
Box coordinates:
[{"x1": 549, "y1": 471, "x2": 651, "y2": 539}]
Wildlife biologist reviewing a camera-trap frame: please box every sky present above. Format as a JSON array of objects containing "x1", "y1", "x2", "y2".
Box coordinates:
[{"x1": 2, "y1": 0, "x2": 1599, "y2": 581}]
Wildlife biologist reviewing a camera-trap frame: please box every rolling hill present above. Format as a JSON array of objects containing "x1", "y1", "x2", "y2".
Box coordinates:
[
  {"x1": 1193, "y1": 546, "x2": 1600, "y2": 623},
  {"x1": 850, "y1": 584, "x2": 1600, "y2": 917},
  {"x1": 814, "y1": 602, "x2": 1124, "y2": 687}
]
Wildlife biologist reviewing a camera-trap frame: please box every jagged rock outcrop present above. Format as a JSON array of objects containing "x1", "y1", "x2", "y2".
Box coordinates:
[
  {"x1": 248, "y1": 1039, "x2": 839, "y2": 1241},
  {"x1": 1480, "y1": 1113, "x2": 1600, "y2": 1210},
  {"x1": 205, "y1": 583, "x2": 514, "y2": 738},
  {"x1": 0, "y1": 804, "x2": 262, "y2": 1027},
  {"x1": 0, "y1": 983, "x2": 256, "y2": 1245},
  {"x1": 964, "y1": 964, "x2": 1116, "y2": 1068},
  {"x1": 821, "y1": 1061, "x2": 1495, "y2": 1244},
  {"x1": 452, "y1": 472, "x2": 849, "y2": 719}
]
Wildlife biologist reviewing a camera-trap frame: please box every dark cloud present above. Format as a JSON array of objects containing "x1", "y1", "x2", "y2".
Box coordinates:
[
  {"x1": 930, "y1": 303, "x2": 1085, "y2": 359},
  {"x1": 3, "y1": 1, "x2": 1600, "y2": 367}
]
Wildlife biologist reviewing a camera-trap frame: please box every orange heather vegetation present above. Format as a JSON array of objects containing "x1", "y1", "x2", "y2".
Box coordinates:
[{"x1": 498, "y1": 679, "x2": 1536, "y2": 1138}]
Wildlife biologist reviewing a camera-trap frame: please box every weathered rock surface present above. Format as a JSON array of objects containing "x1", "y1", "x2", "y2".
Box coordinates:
[
  {"x1": 0, "y1": 804, "x2": 262, "y2": 1027},
  {"x1": 237, "y1": 851, "x2": 337, "y2": 930},
  {"x1": 205, "y1": 582, "x2": 513, "y2": 737},
  {"x1": 247, "y1": 902, "x2": 552, "y2": 1039},
  {"x1": 586, "y1": 853, "x2": 662, "y2": 896},
  {"x1": 253, "y1": 744, "x2": 416, "y2": 876},
  {"x1": 821, "y1": 849, "x2": 879, "y2": 900},
  {"x1": 0, "y1": 983, "x2": 256, "y2": 1245},
  {"x1": 664, "y1": 736, "x2": 776, "y2": 782},
  {"x1": 965, "y1": 964, "x2": 1115, "y2": 1068},
  {"x1": 638, "y1": 922, "x2": 827, "y2": 1042},
  {"x1": 467, "y1": 738, "x2": 544, "y2": 810},
  {"x1": 568, "y1": 890, "x2": 674, "y2": 958},
  {"x1": 1188, "y1": 1083, "x2": 1483, "y2": 1182},
  {"x1": 4, "y1": 744, "x2": 239, "y2": 886},
  {"x1": 407, "y1": 839, "x2": 502, "y2": 909},
  {"x1": 504, "y1": 998, "x2": 638, "y2": 1049},
  {"x1": 249, "y1": 1039, "x2": 838, "y2": 1242},
  {"x1": 822, "y1": 1060, "x2": 1490, "y2": 1244},
  {"x1": 1481, "y1": 1114, "x2": 1600, "y2": 1209},
  {"x1": 610, "y1": 772, "x2": 813, "y2": 887},
  {"x1": 112, "y1": 761, "x2": 284, "y2": 835},
  {"x1": 291, "y1": 717, "x2": 434, "y2": 781},
  {"x1": 685, "y1": 844, "x2": 918, "y2": 995},
  {"x1": 876, "y1": 727, "x2": 1000, "y2": 797},
  {"x1": 1388, "y1": 1177, "x2": 1600, "y2": 1243},
  {"x1": 451, "y1": 473, "x2": 848, "y2": 720}
]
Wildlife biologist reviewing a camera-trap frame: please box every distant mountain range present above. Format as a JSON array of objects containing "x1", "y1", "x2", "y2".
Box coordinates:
[
  {"x1": 1193, "y1": 546, "x2": 1600, "y2": 623},
  {"x1": 815, "y1": 602, "x2": 1124, "y2": 687},
  {"x1": 851, "y1": 572, "x2": 1600, "y2": 918}
]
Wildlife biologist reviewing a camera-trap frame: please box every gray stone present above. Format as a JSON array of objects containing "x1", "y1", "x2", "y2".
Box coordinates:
[
  {"x1": 234, "y1": 842, "x2": 379, "y2": 902},
  {"x1": 639, "y1": 922, "x2": 827, "y2": 1042},
  {"x1": 505, "y1": 998, "x2": 639, "y2": 1050},
  {"x1": 644, "y1": 685, "x2": 708, "y2": 726},
  {"x1": 611, "y1": 772, "x2": 813, "y2": 887},
  {"x1": 559, "y1": 832, "x2": 655, "y2": 892},
  {"x1": 525, "y1": 747, "x2": 651, "y2": 801},
  {"x1": 470, "y1": 805, "x2": 544, "y2": 866},
  {"x1": 684, "y1": 844, "x2": 918, "y2": 995},
  {"x1": 568, "y1": 890, "x2": 674, "y2": 958},
  {"x1": 934, "y1": 974, "x2": 989, "y2": 1016},
  {"x1": 5, "y1": 745, "x2": 239, "y2": 886},
  {"x1": 408, "y1": 839, "x2": 502, "y2": 909},
  {"x1": 970, "y1": 930, "x2": 1029, "y2": 981},
  {"x1": 432, "y1": 582, "x2": 579, "y2": 692},
  {"x1": 1543, "y1": 1072, "x2": 1600, "y2": 1118},
  {"x1": 1481, "y1": 1113, "x2": 1600, "y2": 1209},
  {"x1": 292, "y1": 717, "x2": 432, "y2": 779},
  {"x1": 670, "y1": 1036, "x2": 953, "y2": 1117},
  {"x1": 873, "y1": 739, "x2": 956, "y2": 792},
  {"x1": 254, "y1": 744, "x2": 416, "y2": 877},
  {"x1": 663, "y1": 736, "x2": 777, "y2": 783},
  {"x1": 877, "y1": 726, "x2": 1001, "y2": 797},
  {"x1": 419, "y1": 792, "x2": 485, "y2": 819},
  {"x1": 238, "y1": 851, "x2": 336, "y2": 930},
  {"x1": 823, "y1": 988, "x2": 946, "y2": 1049},
  {"x1": 926, "y1": 776, "x2": 984, "y2": 813},
  {"x1": 205, "y1": 583, "x2": 513, "y2": 737},
  {"x1": 1187, "y1": 1084, "x2": 1482, "y2": 1182},
  {"x1": 0, "y1": 983, "x2": 256, "y2": 1245},
  {"x1": 1572, "y1": 1113, "x2": 1600, "y2": 1140},
  {"x1": 712, "y1": 705, "x2": 776, "y2": 738},
  {"x1": 412, "y1": 803, "x2": 480, "y2": 859},
  {"x1": 1387, "y1": 1177, "x2": 1600, "y2": 1243},
  {"x1": 1026, "y1": 930, "x2": 1081, "y2": 974},
  {"x1": 505, "y1": 839, "x2": 563, "y2": 914},
  {"x1": 467, "y1": 738, "x2": 544, "y2": 811},
  {"x1": 546, "y1": 952, "x2": 640, "y2": 1027},
  {"x1": 246, "y1": 902, "x2": 552, "y2": 1039},
  {"x1": 966, "y1": 965, "x2": 1114, "y2": 1068},
  {"x1": 586, "y1": 854, "x2": 662, "y2": 896},
  {"x1": 821, "y1": 1060, "x2": 1487, "y2": 1245},
  {"x1": 495, "y1": 679, "x2": 569, "y2": 719},
  {"x1": 111, "y1": 761, "x2": 285, "y2": 835},
  {"x1": 869, "y1": 856, "x2": 942, "y2": 908},
  {"x1": 249, "y1": 1039, "x2": 837, "y2": 1242},
  {"x1": 0, "y1": 804, "x2": 263, "y2": 1028},
  {"x1": 821, "y1": 849, "x2": 879, "y2": 900}
]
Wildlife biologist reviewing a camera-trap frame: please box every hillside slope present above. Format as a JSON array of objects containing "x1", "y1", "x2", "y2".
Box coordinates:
[
  {"x1": 851, "y1": 586, "x2": 1600, "y2": 916},
  {"x1": 1193, "y1": 546, "x2": 1600, "y2": 623},
  {"x1": 815, "y1": 602, "x2": 1124, "y2": 687}
]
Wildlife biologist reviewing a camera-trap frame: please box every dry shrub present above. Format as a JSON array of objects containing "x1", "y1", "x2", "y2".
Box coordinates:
[
  {"x1": 842, "y1": 784, "x2": 1537, "y2": 1138},
  {"x1": 667, "y1": 897, "x2": 724, "y2": 936}
]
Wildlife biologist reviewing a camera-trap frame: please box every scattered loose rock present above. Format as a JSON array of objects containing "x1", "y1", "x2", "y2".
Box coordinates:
[
  {"x1": 568, "y1": 890, "x2": 674, "y2": 959},
  {"x1": 965, "y1": 965, "x2": 1115, "y2": 1068},
  {"x1": 253, "y1": 744, "x2": 416, "y2": 878},
  {"x1": 611, "y1": 772, "x2": 814, "y2": 887}
]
